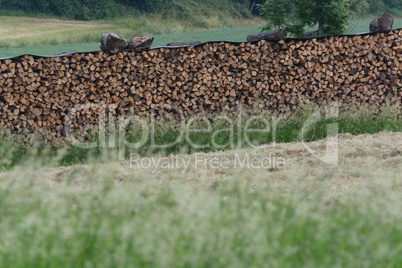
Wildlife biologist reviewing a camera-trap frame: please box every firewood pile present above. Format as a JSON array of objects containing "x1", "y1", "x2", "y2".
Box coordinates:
[{"x1": 0, "y1": 29, "x2": 401, "y2": 143}]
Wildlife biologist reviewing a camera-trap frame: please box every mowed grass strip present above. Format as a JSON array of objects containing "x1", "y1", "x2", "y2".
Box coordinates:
[{"x1": 0, "y1": 132, "x2": 401, "y2": 267}]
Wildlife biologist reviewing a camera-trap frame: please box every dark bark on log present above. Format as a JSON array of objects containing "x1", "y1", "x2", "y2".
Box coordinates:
[
  {"x1": 166, "y1": 41, "x2": 202, "y2": 47},
  {"x1": 370, "y1": 18, "x2": 381, "y2": 32},
  {"x1": 247, "y1": 29, "x2": 287, "y2": 42},
  {"x1": 128, "y1": 36, "x2": 154, "y2": 51},
  {"x1": 380, "y1": 13, "x2": 394, "y2": 32},
  {"x1": 370, "y1": 14, "x2": 394, "y2": 33}
]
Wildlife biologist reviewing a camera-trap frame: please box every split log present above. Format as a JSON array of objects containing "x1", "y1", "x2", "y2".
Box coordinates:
[
  {"x1": 370, "y1": 14, "x2": 394, "y2": 33},
  {"x1": 166, "y1": 41, "x2": 202, "y2": 47},
  {"x1": 247, "y1": 29, "x2": 287, "y2": 42},
  {"x1": 128, "y1": 36, "x2": 154, "y2": 52},
  {"x1": 100, "y1": 33, "x2": 128, "y2": 54}
]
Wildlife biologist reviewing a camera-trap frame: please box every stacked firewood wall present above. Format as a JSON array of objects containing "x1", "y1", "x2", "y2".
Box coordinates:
[{"x1": 0, "y1": 30, "x2": 401, "y2": 142}]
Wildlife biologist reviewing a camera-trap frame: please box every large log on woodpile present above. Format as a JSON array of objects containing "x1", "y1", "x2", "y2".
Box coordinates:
[
  {"x1": 128, "y1": 36, "x2": 154, "y2": 51},
  {"x1": 100, "y1": 34, "x2": 153, "y2": 53},
  {"x1": 370, "y1": 19, "x2": 381, "y2": 32},
  {"x1": 0, "y1": 29, "x2": 401, "y2": 144},
  {"x1": 380, "y1": 14, "x2": 394, "y2": 32},
  {"x1": 247, "y1": 29, "x2": 287, "y2": 42},
  {"x1": 100, "y1": 33, "x2": 128, "y2": 54},
  {"x1": 166, "y1": 41, "x2": 202, "y2": 47},
  {"x1": 370, "y1": 14, "x2": 394, "y2": 33}
]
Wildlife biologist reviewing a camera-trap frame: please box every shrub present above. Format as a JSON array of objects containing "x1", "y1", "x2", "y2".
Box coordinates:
[
  {"x1": 115, "y1": 0, "x2": 173, "y2": 14},
  {"x1": 0, "y1": 0, "x2": 122, "y2": 20},
  {"x1": 367, "y1": 0, "x2": 402, "y2": 15}
]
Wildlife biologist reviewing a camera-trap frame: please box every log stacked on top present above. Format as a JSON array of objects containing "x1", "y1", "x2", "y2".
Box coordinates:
[
  {"x1": 100, "y1": 33, "x2": 154, "y2": 54},
  {"x1": 370, "y1": 14, "x2": 394, "y2": 33},
  {"x1": 0, "y1": 30, "x2": 401, "y2": 143}
]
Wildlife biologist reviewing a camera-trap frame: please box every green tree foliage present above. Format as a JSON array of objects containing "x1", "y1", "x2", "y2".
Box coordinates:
[
  {"x1": 259, "y1": 0, "x2": 367, "y2": 37},
  {"x1": 257, "y1": 0, "x2": 291, "y2": 31},
  {"x1": 290, "y1": 0, "x2": 367, "y2": 36}
]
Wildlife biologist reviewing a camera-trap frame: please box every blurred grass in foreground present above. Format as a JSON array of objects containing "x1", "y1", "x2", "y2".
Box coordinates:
[{"x1": 0, "y1": 130, "x2": 401, "y2": 267}]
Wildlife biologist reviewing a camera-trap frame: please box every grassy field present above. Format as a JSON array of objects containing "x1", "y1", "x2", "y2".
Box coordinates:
[
  {"x1": 0, "y1": 25, "x2": 263, "y2": 58},
  {"x1": 0, "y1": 14, "x2": 262, "y2": 55},
  {"x1": 1, "y1": 17, "x2": 402, "y2": 58},
  {"x1": 0, "y1": 131, "x2": 401, "y2": 267}
]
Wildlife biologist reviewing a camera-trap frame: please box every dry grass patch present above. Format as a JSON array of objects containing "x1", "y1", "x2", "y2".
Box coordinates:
[
  {"x1": 0, "y1": 16, "x2": 121, "y2": 47},
  {"x1": 8, "y1": 131, "x2": 400, "y2": 191}
]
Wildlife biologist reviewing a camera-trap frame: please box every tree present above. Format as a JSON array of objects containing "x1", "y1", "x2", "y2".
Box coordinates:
[
  {"x1": 257, "y1": 0, "x2": 290, "y2": 31},
  {"x1": 259, "y1": 0, "x2": 367, "y2": 37}
]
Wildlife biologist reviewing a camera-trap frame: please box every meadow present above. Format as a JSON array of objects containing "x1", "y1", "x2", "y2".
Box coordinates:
[{"x1": 0, "y1": 10, "x2": 401, "y2": 267}]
